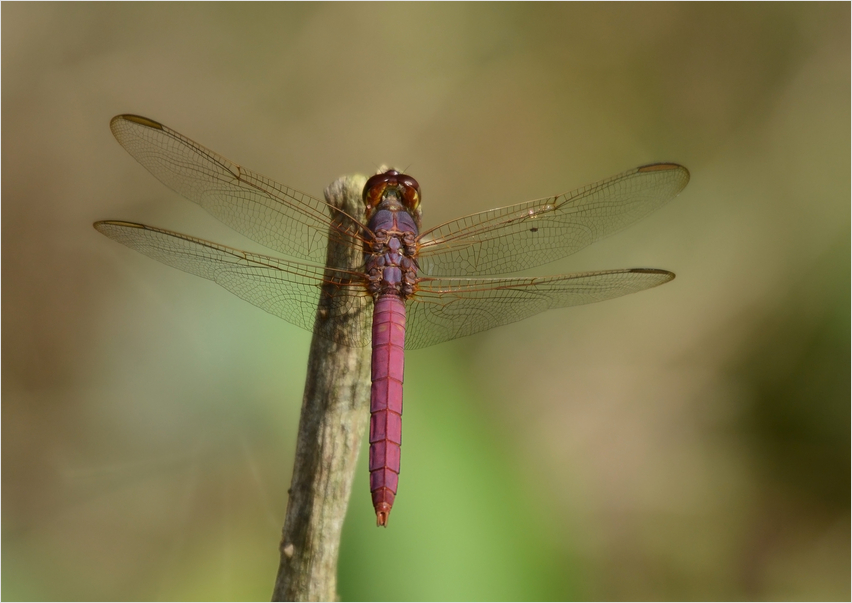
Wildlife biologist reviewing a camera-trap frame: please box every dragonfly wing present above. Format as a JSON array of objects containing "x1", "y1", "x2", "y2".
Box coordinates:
[
  {"x1": 95, "y1": 221, "x2": 373, "y2": 347},
  {"x1": 405, "y1": 269, "x2": 674, "y2": 349},
  {"x1": 110, "y1": 115, "x2": 368, "y2": 263},
  {"x1": 417, "y1": 164, "x2": 688, "y2": 276}
]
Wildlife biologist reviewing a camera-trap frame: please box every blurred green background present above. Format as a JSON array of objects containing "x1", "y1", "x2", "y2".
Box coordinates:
[{"x1": 3, "y1": 3, "x2": 849, "y2": 601}]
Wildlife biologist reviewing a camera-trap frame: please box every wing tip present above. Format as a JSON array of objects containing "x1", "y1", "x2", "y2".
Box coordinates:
[
  {"x1": 93, "y1": 220, "x2": 147, "y2": 235},
  {"x1": 629, "y1": 268, "x2": 676, "y2": 283},
  {"x1": 638, "y1": 162, "x2": 690, "y2": 186},
  {"x1": 110, "y1": 114, "x2": 164, "y2": 130},
  {"x1": 637, "y1": 162, "x2": 685, "y2": 173},
  {"x1": 94, "y1": 219, "x2": 144, "y2": 228}
]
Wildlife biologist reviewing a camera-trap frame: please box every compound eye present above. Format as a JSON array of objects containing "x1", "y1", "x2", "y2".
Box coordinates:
[
  {"x1": 402, "y1": 183, "x2": 420, "y2": 210},
  {"x1": 399, "y1": 175, "x2": 421, "y2": 210},
  {"x1": 363, "y1": 172, "x2": 392, "y2": 209},
  {"x1": 400, "y1": 176, "x2": 419, "y2": 191}
]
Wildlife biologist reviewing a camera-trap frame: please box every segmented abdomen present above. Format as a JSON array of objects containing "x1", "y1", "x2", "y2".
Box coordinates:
[{"x1": 369, "y1": 294, "x2": 406, "y2": 526}]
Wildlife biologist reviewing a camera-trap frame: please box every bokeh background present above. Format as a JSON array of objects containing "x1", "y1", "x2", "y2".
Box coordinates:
[{"x1": 3, "y1": 3, "x2": 849, "y2": 601}]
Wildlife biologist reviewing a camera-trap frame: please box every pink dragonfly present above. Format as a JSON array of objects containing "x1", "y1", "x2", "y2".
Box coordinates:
[{"x1": 95, "y1": 115, "x2": 689, "y2": 526}]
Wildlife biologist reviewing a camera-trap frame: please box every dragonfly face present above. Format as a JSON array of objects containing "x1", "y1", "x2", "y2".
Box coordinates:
[
  {"x1": 362, "y1": 169, "x2": 422, "y2": 227},
  {"x1": 95, "y1": 114, "x2": 689, "y2": 526}
]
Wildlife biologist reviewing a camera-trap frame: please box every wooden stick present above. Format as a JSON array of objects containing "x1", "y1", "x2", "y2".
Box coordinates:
[{"x1": 272, "y1": 175, "x2": 371, "y2": 602}]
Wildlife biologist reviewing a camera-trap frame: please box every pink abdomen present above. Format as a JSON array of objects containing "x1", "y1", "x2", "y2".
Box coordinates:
[{"x1": 369, "y1": 294, "x2": 406, "y2": 526}]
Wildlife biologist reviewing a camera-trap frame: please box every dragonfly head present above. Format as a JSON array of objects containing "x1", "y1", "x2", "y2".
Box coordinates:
[{"x1": 363, "y1": 169, "x2": 422, "y2": 226}]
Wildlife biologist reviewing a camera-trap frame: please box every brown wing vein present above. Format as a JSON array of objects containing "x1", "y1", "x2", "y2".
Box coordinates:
[
  {"x1": 111, "y1": 115, "x2": 369, "y2": 263},
  {"x1": 405, "y1": 269, "x2": 674, "y2": 349},
  {"x1": 94, "y1": 220, "x2": 373, "y2": 347},
  {"x1": 416, "y1": 164, "x2": 688, "y2": 276}
]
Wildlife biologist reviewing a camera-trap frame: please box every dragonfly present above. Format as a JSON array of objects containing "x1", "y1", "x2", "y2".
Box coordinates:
[{"x1": 95, "y1": 115, "x2": 689, "y2": 526}]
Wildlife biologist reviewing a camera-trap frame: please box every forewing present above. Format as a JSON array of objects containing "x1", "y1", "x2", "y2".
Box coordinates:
[
  {"x1": 405, "y1": 269, "x2": 674, "y2": 349},
  {"x1": 95, "y1": 221, "x2": 373, "y2": 347},
  {"x1": 417, "y1": 164, "x2": 688, "y2": 276},
  {"x1": 110, "y1": 115, "x2": 368, "y2": 262}
]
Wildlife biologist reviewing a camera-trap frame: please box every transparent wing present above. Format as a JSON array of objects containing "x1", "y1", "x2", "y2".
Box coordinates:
[
  {"x1": 110, "y1": 115, "x2": 368, "y2": 262},
  {"x1": 405, "y1": 269, "x2": 674, "y2": 349},
  {"x1": 417, "y1": 164, "x2": 689, "y2": 276},
  {"x1": 94, "y1": 221, "x2": 373, "y2": 347}
]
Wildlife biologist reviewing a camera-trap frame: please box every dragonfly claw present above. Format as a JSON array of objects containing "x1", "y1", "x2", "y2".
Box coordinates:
[{"x1": 375, "y1": 504, "x2": 391, "y2": 527}]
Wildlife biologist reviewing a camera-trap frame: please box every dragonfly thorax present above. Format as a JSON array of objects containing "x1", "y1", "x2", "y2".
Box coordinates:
[{"x1": 365, "y1": 210, "x2": 419, "y2": 300}]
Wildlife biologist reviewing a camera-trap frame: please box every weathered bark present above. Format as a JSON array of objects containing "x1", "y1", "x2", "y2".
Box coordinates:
[{"x1": 272, "y1": 175, "x2": 371, "y2": 602}]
